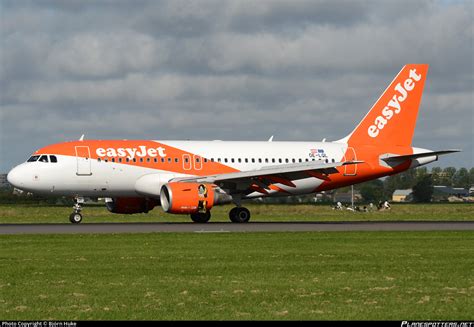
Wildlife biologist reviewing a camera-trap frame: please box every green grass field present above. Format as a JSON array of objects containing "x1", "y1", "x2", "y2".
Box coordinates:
[
  {"x1": 0, "y1": 203, "x2": 473, "y2": 224},
  {"x1": 0, "y1": 232, "x2": 473, "y2": 320}
]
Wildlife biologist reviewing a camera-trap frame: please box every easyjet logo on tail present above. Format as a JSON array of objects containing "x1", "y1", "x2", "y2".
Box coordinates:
[
  {"x1": 96, "y1": 146, "x2": 167, "y2": 159},
  {"x1": 368, "y1": 69, "x2": 422, "y2": 138}
]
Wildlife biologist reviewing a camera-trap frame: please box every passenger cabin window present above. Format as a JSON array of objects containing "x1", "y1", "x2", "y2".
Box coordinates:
[
  {"x1": 27, "y1": 155, "x2": 40, "y2": 162},
  {"x1": 39, "y1": 155, "x2": 49, "y2": 163}
]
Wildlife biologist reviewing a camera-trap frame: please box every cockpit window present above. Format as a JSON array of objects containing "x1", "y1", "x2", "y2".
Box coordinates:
[
  {"x1": 50, "y1": 155, "x2": 58, "y2": 163},
  {"x1": 39, "y1": 155, "x2": 49, "y2": 163},
  {"x1": 27, "y1": 155, "x2": 40, "y2": 162}
]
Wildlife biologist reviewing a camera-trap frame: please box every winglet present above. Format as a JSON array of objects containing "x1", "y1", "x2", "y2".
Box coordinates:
[
  {"x1": 268, "y1": 135, "x2": 274, "y2": 142},
  {"x1": 79, "y1": 134, "x2": 85, "y2": 141}
]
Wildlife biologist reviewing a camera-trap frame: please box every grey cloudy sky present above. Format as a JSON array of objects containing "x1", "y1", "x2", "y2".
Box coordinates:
[{"x1": 0, "y1": 0, "x2": 473, "y2": 172}]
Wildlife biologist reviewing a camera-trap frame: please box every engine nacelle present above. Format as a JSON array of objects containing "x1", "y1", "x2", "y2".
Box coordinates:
[
  {"x1": 160, "y1": 183, "x2": 232, "y2": 214},
  {"x1": 106, "y1": 197, "x2": 158, "y2": 214}
]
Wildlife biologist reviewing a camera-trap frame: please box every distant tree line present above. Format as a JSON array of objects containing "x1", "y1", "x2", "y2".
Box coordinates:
[{"x1": 357, "y1": 166, "x2": 474, "y2": 203}]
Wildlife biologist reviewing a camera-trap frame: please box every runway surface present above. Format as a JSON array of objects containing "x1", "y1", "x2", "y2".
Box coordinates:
[{"x1": 1, "y1": 221, "x2": 474, "y2": 234}]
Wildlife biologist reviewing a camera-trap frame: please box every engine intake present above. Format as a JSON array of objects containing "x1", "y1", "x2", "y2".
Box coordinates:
[
  {"x1": 106, "y1": 197, "x2": 158, "y2": 214},
  {"x1": 160, "y1": 183, "x2": 232, "y2": 214}
]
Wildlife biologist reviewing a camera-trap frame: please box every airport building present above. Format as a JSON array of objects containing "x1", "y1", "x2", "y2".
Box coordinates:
[
  {"x1": 433, "y1": 186, "x2": 469, "y2": 202},
  {"x1": 392, "y1": 189, "x2": 413, "y2": 202}
]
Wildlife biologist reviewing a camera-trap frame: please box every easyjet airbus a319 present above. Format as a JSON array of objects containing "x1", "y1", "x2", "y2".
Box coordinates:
[{"x1": 7, "y1": 64, "x2": 459, "y2": 223}]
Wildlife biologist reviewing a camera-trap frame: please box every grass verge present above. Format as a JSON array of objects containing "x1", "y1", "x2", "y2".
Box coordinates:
[
  {"x1": 0, "y1": 203, "x2": 473, "y2": 224},
  {"x1": 0, "y1": 231, "x2": 472, "y2": 320}
]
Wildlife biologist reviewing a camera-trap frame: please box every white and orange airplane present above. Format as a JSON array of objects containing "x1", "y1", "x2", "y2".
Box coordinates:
[{"x1": 7, "y1": 64, "x2": 459, "y2": 223}]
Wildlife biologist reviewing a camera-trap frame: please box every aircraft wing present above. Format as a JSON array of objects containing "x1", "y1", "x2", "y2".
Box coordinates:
[{"x1": 170, "y1": 160, "x2": 363, "y2": 194}]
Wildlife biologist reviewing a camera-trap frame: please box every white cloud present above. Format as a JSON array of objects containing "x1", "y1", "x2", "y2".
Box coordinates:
[{"x1": 45, "y1": 32, "x2": 167, "y2": 78}]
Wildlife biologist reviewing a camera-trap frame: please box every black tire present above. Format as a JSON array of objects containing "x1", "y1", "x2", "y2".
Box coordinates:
[
  {"x1": 69, "y1": 213, "x2": 83, "y2": 224},
  {"x1": 229, "y1": 207, "x2": 239, "y2": 222},
  {"x1": 229, "y1": 207, "x2": 251, "y2": 223},
  {"x1": 190, "y1": 211, "x2": 211, "y2": 223}
]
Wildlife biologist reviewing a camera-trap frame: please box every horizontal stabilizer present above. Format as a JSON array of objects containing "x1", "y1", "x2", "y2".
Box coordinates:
[{"x1": 381, "y1": 149, "x2": 461, "y2": 164}]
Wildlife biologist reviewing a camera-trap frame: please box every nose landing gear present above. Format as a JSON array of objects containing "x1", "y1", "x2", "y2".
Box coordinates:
[{"x1": 69, "y1": 198, "x2": 84, "y2": 224}]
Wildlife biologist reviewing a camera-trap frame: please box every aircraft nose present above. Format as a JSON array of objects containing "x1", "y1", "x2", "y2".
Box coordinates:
[{"x1": 7, "y1": 166, "x2": 25, "y2": 188}]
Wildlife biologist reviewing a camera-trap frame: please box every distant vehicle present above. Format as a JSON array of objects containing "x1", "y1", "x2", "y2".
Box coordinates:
[{"x1": 7, "y1": 64, "x2": 459, "y2": 223}]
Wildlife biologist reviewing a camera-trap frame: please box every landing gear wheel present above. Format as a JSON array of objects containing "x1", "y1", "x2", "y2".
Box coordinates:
[
  {"x1": 190, "y1": 211, "x2": 211, "y2": 223},
  {"x1": 229, "y1": 207, "x2": 251, "y2": 223},
  {"x1": 70, "y1": 198, "x2": 84, "y2": 224},
  {"x1": 69, "y1": 212, "x2": 83, "y2": 224}
]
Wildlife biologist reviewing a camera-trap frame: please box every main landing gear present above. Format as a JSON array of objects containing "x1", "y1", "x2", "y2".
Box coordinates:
[
  {"x1": 190, "y1": 211, "x2": 211, "y2": 223},
  {"x1": 69, "y1": 198, "x2": 84, "y2": 224},
  {"x1": 189, "y1": 207, "x2": 251, "y2": 223},
  {"x1": 229, "y1": 207, "x2": 251, "y2": 223}
]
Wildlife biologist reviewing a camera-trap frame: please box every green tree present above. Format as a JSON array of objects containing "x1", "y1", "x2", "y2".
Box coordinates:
[
  {"x1": 412, "y1": 175, "x2": 434, "y2": 203},
  {"x1": 469, "y1": 168, "x2": 474, "y2": 186},
  {"x1": 440, "y1": 167, "x2": 456, "y2": 186},
  {"x1": 383, "y1": 169, "x2": 416, "y2": 197},
  {"x1": 431, "y1": 167, "x2": 442, "y2": 185},
  {"x1": 453, "y1": 168, "x2": 470, "y2": 188},
  {"x1": 359, "y1": 180, "x2": 384, "y2": 202}
]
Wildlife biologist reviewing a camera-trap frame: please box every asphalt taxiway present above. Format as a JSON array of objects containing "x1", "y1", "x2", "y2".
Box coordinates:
[{"x1": 1, "y1": 221, "x2": 473, "y2": 234}]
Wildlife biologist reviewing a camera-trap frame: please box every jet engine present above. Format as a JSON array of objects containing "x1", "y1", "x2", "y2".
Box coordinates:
[
  {"x1": 160, "y1": 183, "x2": 232, "y2": 214},
  {"x1": 105, "y1": 197, "x2": 158, "y2": 214}
]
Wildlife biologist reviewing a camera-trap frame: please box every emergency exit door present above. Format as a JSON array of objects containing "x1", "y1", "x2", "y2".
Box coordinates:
[
  {"x1": 75, "y1": 146, "x2": 92, "y2": 176},
  {"x1": 344, "y1": 147, "x2": 357, "y2": 176}
]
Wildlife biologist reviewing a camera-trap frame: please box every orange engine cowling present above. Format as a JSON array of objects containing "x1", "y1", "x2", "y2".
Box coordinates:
[
  {"x1": 160, "y1": 183, "x2": 232, "y2": 214},
  {"x1": 106, "y1": 197, "x2": 158, "y2": 214}
]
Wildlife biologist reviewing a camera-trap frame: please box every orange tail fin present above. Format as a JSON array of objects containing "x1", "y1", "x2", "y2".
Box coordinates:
[{"x1": 341, "y1": 64, "x2": 428, "y2": 147}]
